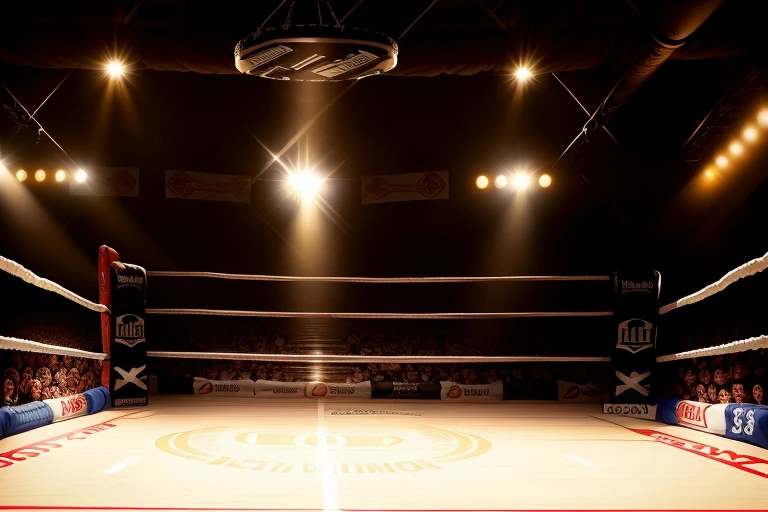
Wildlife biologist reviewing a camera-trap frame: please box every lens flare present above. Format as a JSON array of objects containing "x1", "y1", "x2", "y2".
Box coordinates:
[
  {"x1": 476, "y1": 175, "x2": 489, "y2": 189},
  {"x1": 35, "y1": 169, "x2": 46, "y2": 182},
  {"x1": 538, "y1": 174, "x2": 552, "y2": 188},
  {"x1": 55, "y1": 170, "x2": 67, "y2": 182},
  {"x1": 16, "y1": 169, "x2": 27, "y2": 182},
  {"x1": 495, "y1": 175, "x2": 508, "y2": 188},
  {"x1": 74, "y1": 169, "x2": 88, "y2": 183}
]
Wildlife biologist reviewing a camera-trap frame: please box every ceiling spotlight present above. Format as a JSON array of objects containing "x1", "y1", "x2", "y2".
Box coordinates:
[
  {"x1": 758, "y1": 108, "x2": 768, "y2": 127},
  {"x1": 495, "y1": 174, "x2": 508, "y2": 188},
  {"x1": 513, "y1": 172, "x2": 531, "y2": 190},
  {"x1": 729, "y1": 142, "x2": 743, "y2": 157},
  {"x1": 704, "y1": 168, "x2": 717, "y2": 181},
  {"x1": 515, "y1": 67, "x2": 532, "y2": 82},
  {"x1": 743, "y1": 126, "x2": 758, "y2": 142},
  {"x1": 55, "y1": 170, "x2": 67, "y2": 182},
  {"x1": 16, "y1": 169, "x2": 27, "y2": 182},
  {"x1": 107, "y1": 61, "x2": 125, "y2": 78},
  {"x1": 476, "y1": 175, "x2": 489, "y2": 189},
  {"x1": 289, "y1": 170, "x2": 323, "y2": 199},
  {"x1": 715, "y1": 155, "x2": 728, "y2": 169},
  {"x1": 35, "y1": 169, "x2": 46, "y2": 182},
  {"x1": 74, "y1": 169, "x2": 87, "y2": 183},
  {"x1": 538, "y1": 174, "x2": 552, "y2": 188}
]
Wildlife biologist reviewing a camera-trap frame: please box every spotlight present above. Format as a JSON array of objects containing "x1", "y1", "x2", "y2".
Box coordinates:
[
  {"x1": 538, "y1": 174, "x2": 552, "y2": 188},
  {"x1": 515, "y1": 67, "x2": 532, "y2": 82},
  {"x1": 512, "y1": 173, "x2": 531, "y2": 190},
  {"x1": 758, "y1": 108, "x2": 768, "y2": 127},
  {"x1": 55, "y1": 170, "x2": 67, "y2": 182},
  {"x1": 35, "y1": 169, "x2": 46, "y2": 182},
  {"x1": 289, "y1": 170, "x2": 323, "y2": 199},
  {"x1": 74, "y1": 169, "x2": 87, "y2": 183},
  {"x1": 16, "y1": 169, "x2": 27, "y2": 182},
  {"x1": 107, "y1": 61, "x2": 125, "y2": 78},
  {"x1": 728, "y1": 142, "x2": 743, "y2": 157},
  {"x1": 476, "y1": 175, "x2": 489, "y2": 189},
  {"x1": 495, "y1": 174, "x2": 508, "y2": 188},
  {"x1": 715, "y1": 155, "x2": 728, "y2": 169},
  {"x1": 743, "y1": 126, "x2": 758, "y2": 142}
]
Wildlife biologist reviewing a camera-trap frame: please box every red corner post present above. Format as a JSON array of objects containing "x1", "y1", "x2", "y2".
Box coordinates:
[{"x1": 98, "y1": 246, "x2": 120, "y2": 388}]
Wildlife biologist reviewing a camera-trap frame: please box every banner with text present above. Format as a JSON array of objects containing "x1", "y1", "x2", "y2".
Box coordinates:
[
  {"x1": 69, "y1": 167, "x2": 139, "y2": 197},
  {"x1": 254, "y1": 380, "x2": 305, "y2": 398},
  {"x1": 440, "y1": 381, "x2": 503, "y2": 401},
  {"x1": 165, "y1": 170, "x2": 251, "y2": 203},
  {"x1": 362, "y1": 171, "x2": 449, "y2": 205},
  {"x1": 305, "y1": 381, "x2": 371, "y2": 398},
  {"x1": 193, "y1": 378, "x2": 255, "y2": 397},
  {"x1": 558, "y1": 380, "x2": 609, "y2": 402}
]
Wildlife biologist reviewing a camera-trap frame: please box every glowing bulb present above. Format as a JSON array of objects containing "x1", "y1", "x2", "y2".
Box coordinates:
[
  {"x1": 495, "y1": 175, "x2": 508, "y2": 188},
  {"x1": 476, "y1": 175, "x2": 489, "y2": 189},
  {"x1": 743, "y1": 126, "x2": 758, "y2": 142},
  {"x1": 74, "y1": 169, "x2": 87, "y2": 183},
  {"x1": 515, "y1": 67, "x2": 532, "y2": 81},
  {"x1": 35, "y1": 169, "x2": 46, "y2": 182},
  {"x1": 728, "y1": 142, "x2": 743, "y2": 157},
  {"x1": 16, "y1": 169, "x2": 27, "y2": 182},
  {"x1": 513, "y1": 173, "x2": 531, "y2": 190},
  {"x1": 538, "y1": 174, "x2": 552, "y2": 188},
  {"x1": 715, "y1": 155, "x2": 728, "y2": 169},
  {"x1": 758, "y1": 108, "x2": 768, "y2": 127},
  {"x1": 55, "y1": 170, "x2": 67, "y2": 182},
  {"x1": 289, "y1": 170, "x2": 322, "y2": 199},
  {"x1": 107, "y1": 61, "x2": 125, "y2": 78}
]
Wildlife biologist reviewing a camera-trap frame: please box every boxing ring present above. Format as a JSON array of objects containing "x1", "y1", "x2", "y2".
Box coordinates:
[{"x1": 1, "y1": 247, "x2": 767, "y2": 511}]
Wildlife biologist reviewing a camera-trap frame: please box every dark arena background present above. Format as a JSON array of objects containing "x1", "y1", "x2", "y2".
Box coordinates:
[{"x1": 1, "y1": 1, "x2": 768, "y2": 511}]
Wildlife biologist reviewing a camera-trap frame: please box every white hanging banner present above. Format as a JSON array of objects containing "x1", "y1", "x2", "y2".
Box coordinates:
[{"x1": 165, "y1": 170, "x2": 251, "y2": 203}]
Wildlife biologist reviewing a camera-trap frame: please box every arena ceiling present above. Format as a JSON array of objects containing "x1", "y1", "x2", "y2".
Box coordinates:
[{"x1": 0, "y1": 0, "x2": 767, "y2": 295}]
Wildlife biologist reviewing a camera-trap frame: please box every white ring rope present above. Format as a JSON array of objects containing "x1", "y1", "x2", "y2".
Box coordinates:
[
  {"x1": 147, "y1": 351, "x2": 610, "y2": 364},
  {"x1": 0, "y1": 335, "x2": 108, "y2": 360},
  {"x1": 146, "y1": 270, "x2": 611, "y2": 283},
  {"x1": 146, "y1": 308, "x2": 613, "y2": 319},
  {"x1": 659, "y1": 250, "x2": 768, "y2": 315},
  {"x1": 656, "y1": 334, "x2": 768, "y2": 363},
  {"x1": 0, "y1": 255, "x2": 109, "y2": 314}
]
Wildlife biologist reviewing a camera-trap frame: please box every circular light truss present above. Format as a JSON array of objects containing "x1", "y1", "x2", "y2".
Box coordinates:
[{"x1": 235, "y1": 23, "x2": 398, "y2": 81}]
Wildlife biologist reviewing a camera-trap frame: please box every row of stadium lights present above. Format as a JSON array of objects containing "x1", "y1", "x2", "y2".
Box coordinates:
[
  {"x1": 14, "y1": 168, "x2": 88, "y2": 184},
  {"x1": 475, "y1": 172, "x2": 552, "y2": 190},
  {"x1": 706, "y1": 107, "x2": 768, "y2": 179}
]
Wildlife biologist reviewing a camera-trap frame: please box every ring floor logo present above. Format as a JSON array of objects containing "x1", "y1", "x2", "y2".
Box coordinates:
[{"x1": 156, "y1": 424, "x2": 491, "y2": 474}]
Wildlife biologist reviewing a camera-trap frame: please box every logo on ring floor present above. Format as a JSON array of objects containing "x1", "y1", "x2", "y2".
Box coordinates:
[{"x1": 155, "y1": 425, "x2": 491, "y2": 474}]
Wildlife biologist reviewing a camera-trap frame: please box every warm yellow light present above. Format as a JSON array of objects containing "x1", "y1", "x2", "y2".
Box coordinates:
[
  {"x1": 728, "y1": 142, "x2": 743, "y2": 156},
  {"x1": 35, "y1": 169, "x2": 46, "y2": 182},
  {"x1": 758, "y1": 108, "x2": 768, "y2": 127},
  {"x1": 289, "y1": 170, "x2": 323, "y2": 199},
  {"x1": 715, "y1": 155, "x2": 728, "y2": 169},
  {"x1": 476, "y1": 175, "x2": 489, "y2": 189},
  {"x1": 539, "y1": 174, "x2": 552, "y2": 188},
  {"x1": 107, "y1": 61, "x2": 125, "y2": 78},
  {"x1": 513, "y1": 173, "x2": 531, "y2": 190},
  {"x1": 743, "y1": 126, "x2": 758, "y2": 142},
  {"x1": 515, "y1": 67, "x2": 532, "y2": 81},
  {"x1": 495, "y1": 175, "x2": 508, "y2": 188},
  {"x1": 16, "y1": 169, "x2": 27, "y2": 182},
  {"x1": 74, "y1": 169, "x2": 87, "y2": 183},
  {"x1": 55, "y1": 170, "x2": 67, "y2": 182}
]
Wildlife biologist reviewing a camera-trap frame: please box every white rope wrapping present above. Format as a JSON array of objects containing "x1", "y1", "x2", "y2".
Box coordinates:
[
  {"x1": 146, "y1": 270, "x2": 611, "y2": 283},
  {"x1": 146, "y1": 308, "x2": 613, "y2": 319},
  {"x1": 147, "y1": 351, "x2": 610, "y2": 364},
  {"x1": 0, "y1": 254, "x2": 108, "y2": 314},
  {"x1": 656, "y1": 334, "x2": 768, "y2": 363},
  {"x1": 0, "y1": 335, "x2": 108, "y2": 360},
  {"x1": 659, "y1": 250, "x2": 768, "y2": 315}
]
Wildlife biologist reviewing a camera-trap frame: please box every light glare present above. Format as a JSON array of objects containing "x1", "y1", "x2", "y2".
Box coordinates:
[
  {"x1": 289, "y1": 170, "x2": 323, "y2": 199},
  {"x1": 74, "y1": 169, "x2": 87, "y2": 183},
  {"x1": 539, "y1": 174, "x2": 552, "y2": 188},
  {"x1": 515, "y1": 67, "x2": 532, "y2": 81},
  {"x1": 476, "y1": 175, "x2": 489, "y2": 189},
  {"x1": 513, "y1": 173, "x2": 531, "y2": 190},
  {"x1": 758, "y1": 108, "x2": 768, "y2": 127},
  {"x1": 495, "y1": 175, "x2": 508, "y2": 188},
  {"x1": 107, "y1": 61, "x2": 125, "y2": 78},
  {"x1": 729, "y1": 142, "x2": 743, "y2": 156},
  {"x1": 715, "y1": 155, "x2": 728, "y2": 169},
  {"x1": 16, "y1": 169, "x2": 27, "y2": 182},
  {"x1": 743, "y1": 126, "x2": 758, "y2": 142},
  {"x1": 35, "y1": 169, "x2": 46, "y2": 182},
  {"x1": 55, "y1": 170, "x2": 67, "y2": 182}
]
